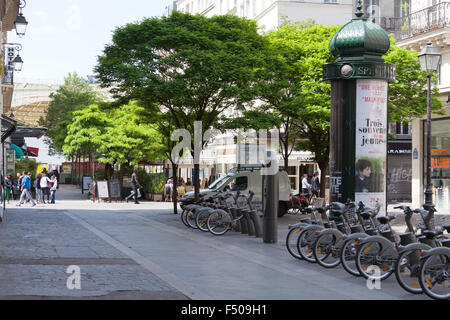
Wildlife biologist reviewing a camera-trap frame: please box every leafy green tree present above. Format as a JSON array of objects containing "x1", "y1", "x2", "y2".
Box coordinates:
[
  {"x1": 95, "y1": 11, "x2": 267, "y2": 200},
  {"x1": 64, "y1": 102, "x2": 165, "y2": 183},
  {"x1": 40, "y1": 72, "x2": 102, "y2": 155}
]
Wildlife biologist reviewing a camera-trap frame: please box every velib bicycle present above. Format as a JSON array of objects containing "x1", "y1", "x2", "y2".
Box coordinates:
[{"x1": 207, "y1": 191, "x2": 256, "y2": 236}]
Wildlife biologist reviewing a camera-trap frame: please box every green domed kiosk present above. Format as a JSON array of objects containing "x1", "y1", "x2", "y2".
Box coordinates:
[{"x1": 323, "y1": 0, "x2": 396, "y2": 214}]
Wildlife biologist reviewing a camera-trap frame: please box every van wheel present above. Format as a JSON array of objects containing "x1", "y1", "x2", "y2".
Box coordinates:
[{"x1": 278, "y1": 201, "x2": 288, "y2": 217}]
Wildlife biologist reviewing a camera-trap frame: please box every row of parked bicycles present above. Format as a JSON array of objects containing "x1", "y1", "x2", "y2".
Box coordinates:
[
  {"x1": 180, "y1": 190, "x2": 264, "y2": 237},
  {"x1": 286, "y1": 198, "x2": 450, "y2": 300}
]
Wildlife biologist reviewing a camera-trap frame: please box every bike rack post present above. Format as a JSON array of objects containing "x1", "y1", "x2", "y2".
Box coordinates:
[
  {"x1": 263, "y1": 164, "x2": 278, "y2": 244},
  {"x1": 230, "y1": 207, "x2": 241, "y2": 233},
  {"x1": 243, "y1": 209, "x2": 255, "y2": 236},
  {"x1": 249, "y1": 211, "x2": 263, "y2": 238}
]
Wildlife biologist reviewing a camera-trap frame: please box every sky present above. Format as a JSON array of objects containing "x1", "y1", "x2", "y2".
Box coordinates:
[
  {"x1": 10, "y1": 0, "x2": 173, "y2": 84},
  {"x1": 13, "y1": 0, "x2": 174, "y2": 165}
]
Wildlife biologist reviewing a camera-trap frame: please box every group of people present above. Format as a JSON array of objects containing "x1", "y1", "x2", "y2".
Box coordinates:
[
  {"x1": 301, "y1": 171, "x2": 321, "y2": 202},
  {"x1": 2, "y1": 169, "x2": 59, "y2": 207}
]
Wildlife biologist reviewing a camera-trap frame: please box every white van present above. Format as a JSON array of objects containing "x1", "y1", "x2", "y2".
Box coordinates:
[{"x1": 180, "y1": 167, "x2": 291, "y2": 217}]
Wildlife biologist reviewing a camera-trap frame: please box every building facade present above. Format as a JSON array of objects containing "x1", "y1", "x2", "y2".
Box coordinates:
[
  {"x1": 389, "y1": 0, "x2": 450, "y2": 211},
  {"x1": 176, "y1": 0, "x2": 353, "y2": 32}
]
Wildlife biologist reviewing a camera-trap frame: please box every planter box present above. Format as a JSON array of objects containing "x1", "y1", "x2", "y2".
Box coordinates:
[
  {"x1": 153, "y1": 194, "x2": 163, "y2": 202},
  {"x1": 145, "y1": 193, "x2": 153, "y2": 201}
]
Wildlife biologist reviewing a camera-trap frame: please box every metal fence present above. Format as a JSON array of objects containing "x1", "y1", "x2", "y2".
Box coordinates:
[{"x1": 393, "y1": 2, "x2": 450, "y2": 40}]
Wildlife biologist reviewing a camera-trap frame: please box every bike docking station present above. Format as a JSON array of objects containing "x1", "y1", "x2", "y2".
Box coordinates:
[
  {"x1": 262, "y1": 152, "x2": 279, "y2": 244},
  {"x1": 323, "y1": 0, "x2": 396, "y2": 213}
]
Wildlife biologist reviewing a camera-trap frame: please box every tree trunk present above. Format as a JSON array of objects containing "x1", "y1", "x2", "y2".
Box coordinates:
[
  {"x1": 119, "y1": 164, "x2": 124, "y2": 193},
  {"x1": 317, "y1": 160, "x2": 329, "y2": 200},
  {"x1": 172, "y1": 162, "x2": 179, "y2": 215},
  {"x1": 194, "y1": 163, "x2": 200, "y2": 201}
]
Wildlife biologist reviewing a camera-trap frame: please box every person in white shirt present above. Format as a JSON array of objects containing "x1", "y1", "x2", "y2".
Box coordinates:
[
  {"x1": 301, "y1": 174, "x2": 311, "y2": 195},
  {"x1": 50, "y1": 176, "x2": 58, "y2": 204},
  {"x1": 40, "y1": 173, "x2": 51, "y2": 204}
]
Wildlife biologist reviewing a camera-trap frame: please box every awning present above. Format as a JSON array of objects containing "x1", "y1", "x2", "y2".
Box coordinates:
[
  {"x1": 26, "y1": 147, "x2": 39, "y2": 157},
  {"x1": 9, "y1": 144, "x2": 24, "y2": 159}
]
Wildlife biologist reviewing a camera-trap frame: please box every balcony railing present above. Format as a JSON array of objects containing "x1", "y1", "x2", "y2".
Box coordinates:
[{"x1": 393, "y1": 2, "x2": 450, "y2": 40}]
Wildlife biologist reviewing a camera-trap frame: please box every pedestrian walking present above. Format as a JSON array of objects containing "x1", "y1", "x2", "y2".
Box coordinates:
[
  {"x1": 40, "y1": 173, "x2": 51, "y2": 204},
  {"x1": 125, "y1": 168, "x2": 142, "y2": 204},
  {"x1": 50, "y1": 175, "x2": 58, "y2": 204},
  {"x1": 34, "y1": 174, "x2": 43, "y2": 204},
  {"x1": 311, "y1": 171, "x2": 321, "y2": 201},
  {"x1": 16, "y1": 172, "x2": 36, "y2": 207},
  {"x1": 5, "y1": 174, "x2": 13, "y2": 204},
  {"x1": 164, "y1": 179, "x2": 173, "y2": 202},
  {"x1": 301, "y1": 174, "x2": 311, "y2": 195}
]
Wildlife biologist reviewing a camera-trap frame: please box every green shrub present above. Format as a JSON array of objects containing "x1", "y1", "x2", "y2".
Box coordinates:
[{"x1": 15, "y1": 158, "x2": 38, "y2": 180}]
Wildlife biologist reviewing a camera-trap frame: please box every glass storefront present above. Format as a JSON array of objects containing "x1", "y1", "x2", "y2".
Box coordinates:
[{"x1": 424, "y1": 117, "x2": 450, "y2": 211}]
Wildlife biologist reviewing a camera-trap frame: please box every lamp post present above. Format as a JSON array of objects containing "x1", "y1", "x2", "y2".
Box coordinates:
[
  {"x1": 14, "y1": 0, "x2": 28, "y2": 38},
  {"x1": 233, "y1": 104, "x2": 245, "y2": 169},
  {"x1": 418, "y1": 42, "x2": 441, "y2": 208}
]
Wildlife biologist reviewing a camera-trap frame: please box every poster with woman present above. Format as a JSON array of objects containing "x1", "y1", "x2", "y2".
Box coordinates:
[{"x1": 355, "y1": 79, "x2": 388, "y2": 213}]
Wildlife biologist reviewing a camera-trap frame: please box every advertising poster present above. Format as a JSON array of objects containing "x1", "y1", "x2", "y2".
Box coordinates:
[
  {"x1": 355, "y1": 79, "x2": 388, "y2": 213},
  {"x1": 37, "y1": 163, "x2": 49, "y2": 175}
]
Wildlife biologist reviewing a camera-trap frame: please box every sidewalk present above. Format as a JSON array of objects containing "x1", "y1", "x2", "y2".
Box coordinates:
[{"x1": 0, "y1": 184, "x2": 432, "y2": 300}]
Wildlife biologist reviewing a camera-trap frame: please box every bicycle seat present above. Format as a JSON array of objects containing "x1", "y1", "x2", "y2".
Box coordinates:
[
  {"x1": 423, "y1": 230, "x2": 442, "y2": 239},
  {"x1": 331, "y1": 202, "x2": 346, "y2": 213},
  {"x1": 377, "y1": 216, "x2": 395, "y2": 224},
  {"x1": 315, "y1": 206, "x2": 327, "y2": 214},
  {"x1": 442, "y1": 224, "x2": 450, "y2": 233},
  {"x1": 305, "y1": 207, "x2": 314, "y2": 214}
]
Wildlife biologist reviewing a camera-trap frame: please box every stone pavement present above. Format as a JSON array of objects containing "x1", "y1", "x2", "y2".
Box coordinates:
[{"x1": 0, "y1": 184, "x2": 433, "y2": 300}]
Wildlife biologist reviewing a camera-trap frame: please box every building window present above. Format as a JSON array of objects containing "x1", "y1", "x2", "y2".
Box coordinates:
[{"x1": 395, "y1": 0, "x2": 411, "y2": 18}]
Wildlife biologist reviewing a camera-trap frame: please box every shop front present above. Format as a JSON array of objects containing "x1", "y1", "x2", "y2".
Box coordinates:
[{"x1": 424, "y1": 117, "x2": 450, "y2": 211}]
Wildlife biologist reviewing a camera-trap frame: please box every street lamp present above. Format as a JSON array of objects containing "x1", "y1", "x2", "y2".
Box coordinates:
[
  {"x1": 418, "y1": 42, "x2": 441, "y2": 208},
  {"x1": 14, "y1": 0, "x2": 28, "y2": 38},
  {"x1": 233, "y1": 104, "x2": 246, "y2": 169},
  {"x1": 11, "y1": 54, "x2": 23, "y2": 72}
]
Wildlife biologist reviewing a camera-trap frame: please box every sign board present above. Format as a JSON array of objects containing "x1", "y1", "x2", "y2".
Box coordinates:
[
  {"x1": 355, "y1": 79, "x2": 388, "y2": 213},
  {"x1": 37, "y1": 163, "x2": 49, "y2": 175},
  {"x1": 109, "y1": 180, "x2": 121, "y2": 199},
  {"x1": 62, "y1": 165, "x2": 72, "y2": 174},
  {"x1": 97, "y1": 181, "x2": 109, "y2": 199},
  {"x1": 82, "y1": 176, "x2": 93, "y2": 191},
  {"x1": 432, "y1": 149, "x2": 450, "y2": 169}
]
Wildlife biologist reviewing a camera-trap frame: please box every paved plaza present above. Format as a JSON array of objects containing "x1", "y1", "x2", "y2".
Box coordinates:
[{"x1": 0, "y1": 185, "x2": 434, "y2": 300}]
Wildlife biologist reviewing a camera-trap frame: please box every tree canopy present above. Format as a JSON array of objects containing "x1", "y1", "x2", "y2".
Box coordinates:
[
  {"x1": 39, "y1": 72, "x2": 103, "y2": 155},
  {"x1": 95, "y1": 11, "x2": 268, "y2": 198}
]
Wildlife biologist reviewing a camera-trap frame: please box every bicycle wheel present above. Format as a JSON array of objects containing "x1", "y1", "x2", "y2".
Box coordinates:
[
  {"x1": 314, "y1": 234, "x2": 340, "y2": 268},
  {"x1": 196, "y1": 208, "x2": 212, "y2": 232},
  {"x1": 181, "y1": 209, "x2": 190, "y2": 227},
  {"x1": 286, "y1": 227, "x2": 304, "y2": 260},
  {"x1": 186, "y1": 208, "x2": 199, "y2": 229},
  {"x1": 296, "y1": 229, "x2": 318, "y2": 263},
  {"x1": 355, "y1": 241, "x2": 397, "y2": 281},
  {"x1": 340, "y1": 238, "x2": 362, "y2": 277},
  {"x1": 418, "y1": 254, "x2": 450, "y2": 300},
  {"x1": 394, "y1": 249, "x2": 423, "y2": 294},
  {"x1": 207, "y1": 210, "x2": 232, "y2": 236}
]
